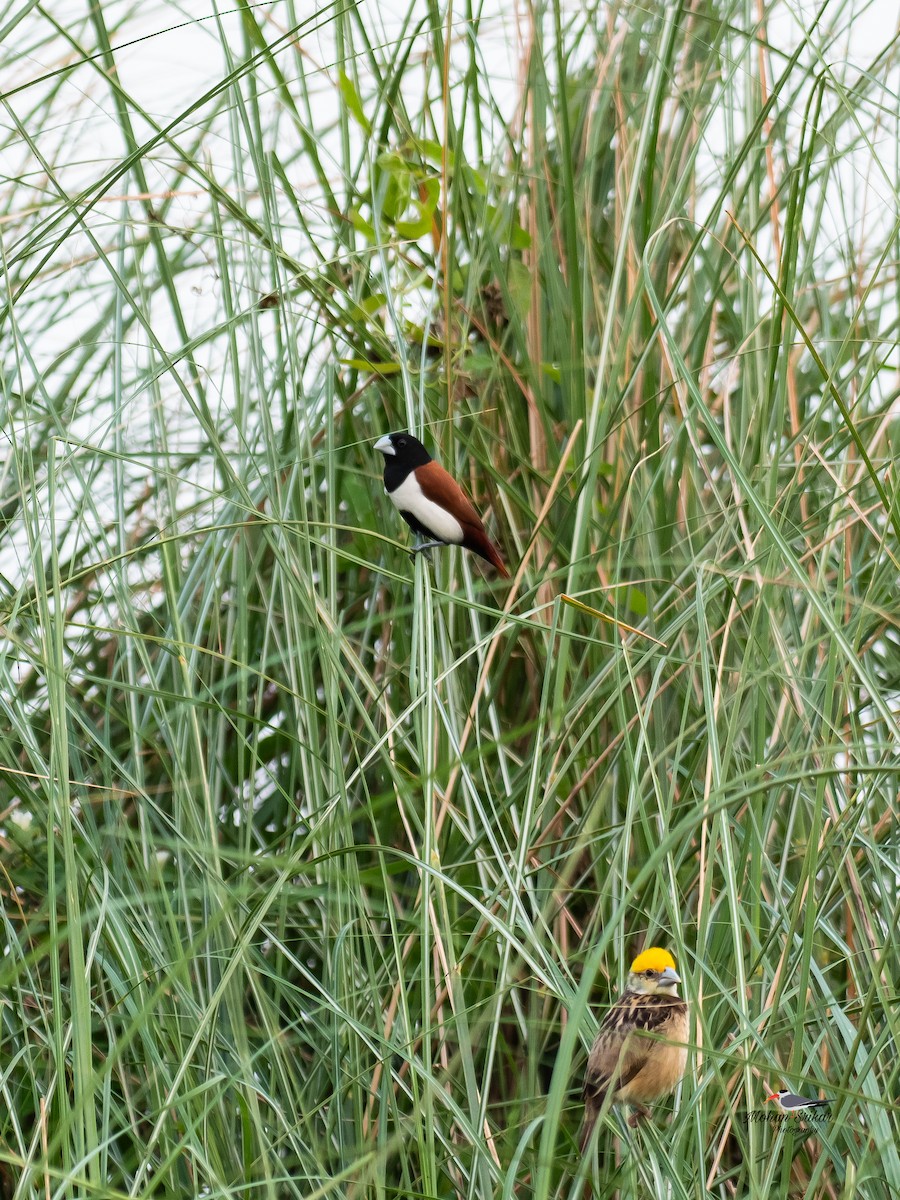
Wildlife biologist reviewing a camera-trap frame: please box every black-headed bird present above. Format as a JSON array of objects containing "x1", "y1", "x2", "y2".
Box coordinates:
[
  {"x1": 765, "y1": 1089, "x2": 831, "y2": 1115},
  {"x1": 374, "y1": 431, "x2": 509, "y2": 576}
]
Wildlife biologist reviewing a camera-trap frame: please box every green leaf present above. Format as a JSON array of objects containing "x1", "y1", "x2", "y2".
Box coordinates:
[
  {"x1": 485, "y1": 203, "x2": 531, "y2": 249},
  {"x1": 395, "y1": 176, "x2": 439, "y2": 239},
  {"x1": 360, "y1": 293, "x2": 386, "y2": 314},
  {"x1": 348, "y1": 207, "x2": 376, "y2": 241},
  {"x1": 507, "y1": 260, "x2": 532, "y2": 320},
  {"x1": 626, "y1": 587, "x2": 648, "y2": 616},
  {"x1": 376, "y1": 150, "x2": 407, "y2": 173},
  {"x1": 338, "y1": 70, "x2": 372, "y2": 135},
  {"x1": 414, "y1": 138, "x2": 454, "y2": 168},
  {"x1": 339, "y1": 358, "x2": 401, "y2": 375},
  {"x1": 463, "y1": 351, "x2": 494, "y2": 372},
  {"x1": 462, "y1": 163, "x2": 487, "y2": 196}
]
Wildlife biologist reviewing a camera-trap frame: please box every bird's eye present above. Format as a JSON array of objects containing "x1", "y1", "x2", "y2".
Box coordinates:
[{"x1": 645, "y1": 970, "x2": 654, "y2": 978}]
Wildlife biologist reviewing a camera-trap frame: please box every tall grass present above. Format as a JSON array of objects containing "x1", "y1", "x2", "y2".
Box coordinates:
[{"x1": 1, "y1": 1, "x2": 898, "y2": 1197}]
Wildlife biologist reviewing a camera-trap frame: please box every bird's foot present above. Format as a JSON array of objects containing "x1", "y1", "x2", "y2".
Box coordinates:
[
  {"x1": 627, "y1": 1106, "x2": 650, "y2": 1128},
  {"x1": 408, "y1": 540, "x2": 443, "y2": 563}
]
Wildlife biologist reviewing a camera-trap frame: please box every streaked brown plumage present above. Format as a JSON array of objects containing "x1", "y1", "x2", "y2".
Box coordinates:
[{"x1": 580, "y1": 947, "x2": 688, "y2": 1152}]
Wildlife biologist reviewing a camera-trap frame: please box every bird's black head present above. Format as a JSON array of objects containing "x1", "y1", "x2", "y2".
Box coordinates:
[{"x1": 374, "y1": 431, "x2": 433, "y2": 468}]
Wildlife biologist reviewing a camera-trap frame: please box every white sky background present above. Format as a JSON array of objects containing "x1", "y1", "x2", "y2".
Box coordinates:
[
  {"x1": 6, "y1": 0, "x2": 896, "y2": 330},
  {"x1": 5, "y1": 0, "x2": 898, "y2": 321},
  {"x1": 1, "y1": 0, "x2": 898, "y2": 589}
]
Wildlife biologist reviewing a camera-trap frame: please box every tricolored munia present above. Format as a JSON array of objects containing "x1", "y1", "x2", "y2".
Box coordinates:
[{"x1": 374, "y1": 431, "x2": 509, "y2": 577}]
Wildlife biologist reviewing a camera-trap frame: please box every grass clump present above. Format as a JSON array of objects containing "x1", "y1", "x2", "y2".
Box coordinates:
[{"x1": 0, "y1": 1, "x2": 898, "y2": 1197}]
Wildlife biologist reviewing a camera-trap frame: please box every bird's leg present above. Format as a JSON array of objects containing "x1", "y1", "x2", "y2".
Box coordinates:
[
  {"x1": 627, "y1": 1105, "x2": 650, "y2": 1128},
  {"x1": 408, "y1": 540, "x2": 443, "y2": 563}
]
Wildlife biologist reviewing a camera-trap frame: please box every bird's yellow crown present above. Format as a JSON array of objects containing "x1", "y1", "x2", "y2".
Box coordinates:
[{"x1": 630, "y1": 947, "x2": 677, "y2": 973}]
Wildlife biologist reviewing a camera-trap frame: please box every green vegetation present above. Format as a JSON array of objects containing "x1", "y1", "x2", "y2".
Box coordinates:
[{"x1": 1, "y1": 0, "x2": 898, "y2": 1197}]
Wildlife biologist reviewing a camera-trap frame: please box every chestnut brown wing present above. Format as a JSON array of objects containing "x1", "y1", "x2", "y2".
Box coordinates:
[{"x1": 415, "y1": 461, "x2": 509, "y2": 576}]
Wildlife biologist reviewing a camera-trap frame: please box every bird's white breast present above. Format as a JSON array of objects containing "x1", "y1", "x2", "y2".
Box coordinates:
[{"x1": 388, "y1": 473, "x2": 464, "y2": 544}]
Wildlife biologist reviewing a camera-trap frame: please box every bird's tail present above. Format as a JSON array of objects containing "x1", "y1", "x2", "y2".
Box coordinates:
[
  {"x1": 579, "y1": 1104, "x2": 598, "y2": 1155},
  {"x1": 464, "y1": 530, "x2": 510, "y2": 577},
  {"x1": 482, "y1": 537, "x2": 510, "y2": 577}
]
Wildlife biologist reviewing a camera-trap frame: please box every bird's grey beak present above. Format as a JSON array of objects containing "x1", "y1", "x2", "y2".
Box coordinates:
[
  {"x1": 658, "y1": 967, "x2": 681, "y2": 986},
  {"x1": 374, "y1": 435, "x2": 395, "y2": 456}
]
